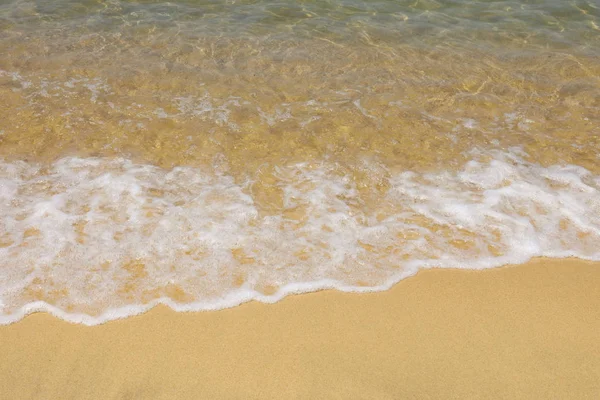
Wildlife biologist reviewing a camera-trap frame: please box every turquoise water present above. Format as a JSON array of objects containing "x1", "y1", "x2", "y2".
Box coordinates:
[{"x1": 2, "y1": 0, "x2": 599, "y2": 49}]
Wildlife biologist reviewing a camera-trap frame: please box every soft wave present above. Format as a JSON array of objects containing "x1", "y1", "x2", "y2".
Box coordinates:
[{"x1": 1, "y1": 148, "x2": 599, "y2": 325}]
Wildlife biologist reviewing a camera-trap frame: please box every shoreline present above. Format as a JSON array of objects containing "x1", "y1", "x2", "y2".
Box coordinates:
[{"x1": 1, "y1": 258, "x2": 599, "y2": 399}]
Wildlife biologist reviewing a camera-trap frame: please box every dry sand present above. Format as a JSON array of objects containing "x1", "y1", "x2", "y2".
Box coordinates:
[{"x1": 0, "y1": 258, "x2": 599, "y2": 399}]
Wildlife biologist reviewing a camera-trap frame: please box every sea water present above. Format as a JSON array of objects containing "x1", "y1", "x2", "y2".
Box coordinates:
[{"x1": 0, "y1": 0, "x2": 598, "y2": 325}]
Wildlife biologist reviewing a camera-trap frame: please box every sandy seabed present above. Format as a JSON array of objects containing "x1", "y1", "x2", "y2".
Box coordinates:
[{"x1": 0, "y1": 258, "x2": 599, "y2": 399}]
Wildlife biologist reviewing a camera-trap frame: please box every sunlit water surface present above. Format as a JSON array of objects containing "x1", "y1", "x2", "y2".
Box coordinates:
[{"x1": 0, "y1": 0, "x2": 599, "y2": 324}]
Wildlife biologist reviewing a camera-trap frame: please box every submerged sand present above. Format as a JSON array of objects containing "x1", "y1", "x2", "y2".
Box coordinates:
[{"x1": 0, "y1": 258, "x2": 599, "y2": 399}]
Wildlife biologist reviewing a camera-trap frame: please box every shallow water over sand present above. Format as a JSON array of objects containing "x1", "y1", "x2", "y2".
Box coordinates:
[{"x1": 0, "y1": 0, "x2": 599, "y2": 323}]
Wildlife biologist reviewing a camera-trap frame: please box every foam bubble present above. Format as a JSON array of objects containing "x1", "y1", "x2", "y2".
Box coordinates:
[{"x1": 1, "y1": 148, "x2": 599, "y2": 325}]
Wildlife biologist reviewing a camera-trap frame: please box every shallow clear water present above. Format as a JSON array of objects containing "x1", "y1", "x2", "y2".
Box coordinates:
[{"x1": 0, "y1": 0, "x2": 599, "y2": 324}]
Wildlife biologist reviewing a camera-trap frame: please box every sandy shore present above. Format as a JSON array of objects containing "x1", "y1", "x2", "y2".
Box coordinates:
[{"x1": 0, "y1": 258, "x2": 599, "y2": 399}]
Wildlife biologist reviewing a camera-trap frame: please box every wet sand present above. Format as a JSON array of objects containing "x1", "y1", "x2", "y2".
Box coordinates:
[{"x1": 1, "y1": 257, "x2": 599, "y2": 399}]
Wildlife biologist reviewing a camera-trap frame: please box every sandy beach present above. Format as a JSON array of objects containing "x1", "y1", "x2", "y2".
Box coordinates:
[
  {"x1": 1, "y1": 1, "x2": 599, "y2": 398},
  {"x1": 0, "y1": 257, "x2": 598, "y2": 399}
]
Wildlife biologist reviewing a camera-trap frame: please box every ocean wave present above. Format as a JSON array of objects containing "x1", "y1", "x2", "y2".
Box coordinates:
[{"x1": 1, "y1": 148, "x2": 599, "y2": 325}]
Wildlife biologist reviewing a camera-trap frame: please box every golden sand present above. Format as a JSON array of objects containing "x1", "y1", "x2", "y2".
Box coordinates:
[
  {"x1": 0, "y1": 257, "x2": 598, "y2": 399},
  {"x1": 2, "y1": 35, "x2": 599, "y2": 174}
]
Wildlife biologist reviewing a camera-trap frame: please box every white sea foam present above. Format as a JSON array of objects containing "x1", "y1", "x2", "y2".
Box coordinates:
[{"x1": 1, "y1": 148, "x2": 599, "y2": 325}]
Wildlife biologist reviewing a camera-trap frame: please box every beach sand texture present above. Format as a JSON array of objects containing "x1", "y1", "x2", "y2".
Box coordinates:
[
  {"x1": 1, "y1": 258, "x2": 598, "y2": 399},
  {"x1": 1, "y1": 1, "x2": 599, "y2": 398}
]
